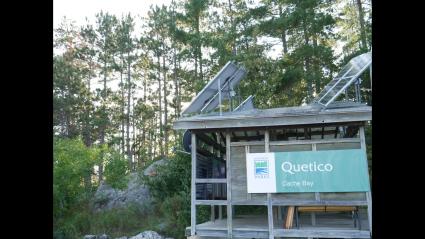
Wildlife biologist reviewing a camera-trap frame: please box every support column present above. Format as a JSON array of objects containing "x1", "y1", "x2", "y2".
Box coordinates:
[
  {"x1": 360, "y1": 126, "x2": 372, "y2": 234},
  {"x1": 312, "y1": 143, "x2": 319, "y2": 226},
  {"x1": 191, "y1": 132, "x2": 197, "y2": 236},
  {"x1": 265, "y1": 130, "x2": 274, "y2": 239},
  {"x1": 226, "y1": 131, "x2": 232, "y2": 238}
]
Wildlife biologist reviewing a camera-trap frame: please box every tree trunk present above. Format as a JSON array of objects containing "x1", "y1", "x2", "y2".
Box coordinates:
[
  {"x1": 142, "y1": 68, "x2": 147, "y2": 155},
  {"x1": 99, "y1": 59, "x2": 107, "y2": 182},
  {"x1": 126, "y1": 54, "x2": 132, "y2": 171},
  {"x1": 173, "y1": 47, "x2": 180, "y2": 143},
  {"x1": 313, "y1": 33, "x2": 320, "y2": 95},
  {"x1": 302, "y1": 18, "x2": 312, "y2": 101},
  {"x1": 229, "y1": 0, "x2": 236, "y2": 55},
  {"x1": 157, "y1": 52, "x2": 164, "y2": 158},
  {"x1": 356, "y1": 0, "x2": 368, "y2": 50},
  {"x1": 120, "y1": 63, "x2": 125, "y2": 155},
  {"x1": 162, "y1": 53, "x2": 168, "y2": 158},
  {"x1": 132, "y1": 97, "x2": 136, "y2": 170},
  {"x1": 279, "y1": 5, "x2": 288, "y2": 54}
]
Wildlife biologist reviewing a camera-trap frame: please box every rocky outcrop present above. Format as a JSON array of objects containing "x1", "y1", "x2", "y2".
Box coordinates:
[
  {"x1": 129, "y1": 231, "x2": 163, "y2": 239},
  {"x1": 83, "y1": 234, "x2": 109, "y2": 239},
  {"x1": 143, "y1": 159, "x2": 168, "y2": 176},
  {"x1": 83, "y1": 231, "x2": 172, "y2": 239},
  {"x1": 92, "y1": 159, "x2": 169, "y2": 211},
  {"x1": 93, "y1": 172, "x2": 151, "y2": 211}
]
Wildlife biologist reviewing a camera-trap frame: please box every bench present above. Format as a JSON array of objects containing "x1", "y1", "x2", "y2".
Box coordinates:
[{"x1": 292, "y1": 206, "x2": 360, "y2": 229}]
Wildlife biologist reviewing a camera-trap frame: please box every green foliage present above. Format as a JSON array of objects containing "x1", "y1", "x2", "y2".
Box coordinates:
[
  {"x1": 53, "y1": 137, "x2": 99, "y2": 238},
  {"x1": 54, "y1": 201, "x2": 153, "y2": 239},
  {"x1": 104, "y1": 151, "x2": 129, "y2": 190},
  {"x1": 143, "y1": 153, "x2": 191, "y2": 201},
  {"x1": 53, "y1": 137, "x2": 99, "y2": 219},
  {"x1": 159, "y1": 192, "x2": 190, "y2": 238},
  {"x1": 142, "y1": 153, "x2": 197, "y2": 239}
]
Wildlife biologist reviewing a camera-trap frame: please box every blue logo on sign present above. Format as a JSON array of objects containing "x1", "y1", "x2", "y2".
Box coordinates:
[{"x1": 254, "y1": 160, "x2": 269, "y2": 178}]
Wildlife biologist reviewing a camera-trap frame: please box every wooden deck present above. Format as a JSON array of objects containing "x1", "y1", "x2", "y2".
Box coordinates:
[{"x1": 186, "y1": 210, "x2": 370, "y2": 238}]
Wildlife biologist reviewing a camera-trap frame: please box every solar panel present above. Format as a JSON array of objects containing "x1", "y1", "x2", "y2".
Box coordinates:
[
  {"x1": 313, "y1": 52, "x2": 371, "y2": 107},
  {"x1": 234, "y1": 95, "x2": 254, "y2": 111},
  {"x1": 182, "y1": 61, "x2": 247, "y2": 115},
  {"x1": 200, "y1": 67, "x2": 247, "y2": 113}
]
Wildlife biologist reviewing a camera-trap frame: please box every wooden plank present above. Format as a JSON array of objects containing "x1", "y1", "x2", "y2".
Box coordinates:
[
  {"x1": 196, "y1": 200, "x2": 227, "y2": 205},
  {"x1": 197, "y1": 132, "x2": 226, "y2": 154},
  {"x1": 245, "y1": 145, "x2": 252, "y2": 201},
  {"x1": 211, "y1": 205, "x2": 215, "y2": 222},
  {"x1": 298, "y1": 206, "x2": 357, "y2": 212},
  {"x1": 231, "y1": 200, "x2": 268, "y2": 205},
  {"x1": 195, "y1": 178, "x2": 227, "y2": 183},
  {"x1": 226, "y1": 131, "x2": 232, "y2": 238},
  {"x1": 312, "y1": 142, "x2": 320, "y2": 227},
  {"x1": 360, "y1": 126, "x2": 372, "y2": 234},
  {"x1": 173, "y1": 110, "x2": 372, "y2": 129},
  {"x1": 272, "y1": 199, "x2": 368, "y2": 206},
  {"x1": 231, "y1": 138, "x2": 360, "y2": 147},
  {"x1": 285, "y1": 206, "x2": 295, "y2": 229},
  {"x1": 273, "y1": 229, "x2": 371, "y2": 238},
  {"x1": 230, "y1": 199, "x2": 368, "y2": 206},
  {"x1": 264, "y1": 130, "x2": 274, "y2": 239},
  {"x1": 270, "y1": 138, "x2": 360, "y2": 146},
  {"x1": 191, "y1": 133, "x2": 197, "y2": 236},
  {"x1": 230, "y1": 141, "x2": 265, "y2": 146}
]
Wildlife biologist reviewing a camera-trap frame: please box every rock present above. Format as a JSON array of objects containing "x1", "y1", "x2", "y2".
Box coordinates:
[
  {"x1": 83, "y1": 235, "x2": 110, "y2": 239},
  {"x1": 129, "y1": 231, "x2": 163, "y2": 239},
  {"x1": 114, "y1": 237, "x2": 128, "y2": 239},
  {"x1": 93, "y1": 172, "x2": 152, "y2": 211},
  {"x1": 84, "y1": 236, "x2": 97, "y2": 239},
  {"x1": 143, "y1": 159, "x2": 168, "y2": 177}
]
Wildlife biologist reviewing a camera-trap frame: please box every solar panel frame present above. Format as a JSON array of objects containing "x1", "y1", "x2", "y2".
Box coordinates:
[
  {"x1": 234, "y1": 95, "x2": 254, "y2": 112},
  {"x1": 200, "y1": 67, "x2": 247, "y2": 113},
  {"x1": 315, "y1": 52, "x2": 371, "y2": 107},
  {"x1": 182, "y1": 61, "x2": 247, "y2": 115}
]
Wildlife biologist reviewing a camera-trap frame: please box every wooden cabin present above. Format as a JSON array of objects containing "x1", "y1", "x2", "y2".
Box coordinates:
[{"x1": 173, "y1": 54, "x2": 372, "y2": 239}]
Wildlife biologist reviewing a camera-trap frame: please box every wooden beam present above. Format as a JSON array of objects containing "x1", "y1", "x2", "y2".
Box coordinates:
[
  {"x1": 273, "y1": 229, "x2": 371, "y2": 238},
  {"x1": 226, "y1": 131, "x2": 232, "y2": 238},
  {"x1": 211, "y1": 205, "x2": 215, "y2": 222},
  {"x1": 232, "y1": 135, "x2": 264, "y2": 141},
  {"x1": 284, "y1": 206, "x2": 295, "y2": 229},
  {"x1": 265, "y1": 130, "x2": 274, "y2": 239},
  {"x1": 197, "y1": 132, "x2": 226, "y2": 154},
  {"x1": 196, "y1": 200, "x2": 227, "y2": 205},
  {"x1": 185, "y1": 122, "x2": 364, "y2": 133},
  {"x1": 173, "y1": 107, "x2": 372, "y2": 130},
  {"x1": 219, "y1": 132, "x2": 226, "y2": 145},
  {"x1": 245, "y1": 145, "x2": 252, "y2": 201},
  {"x1": 230, "y1": 138, "x2": 360, "y2": 147},
  {"x1": 191, "y1": 133, "x2": 197, "y2": 236},
  {"x1": 271, "y1": 199, "x2": 368, "y2": 206},
  {"x1": 360, "y1": 126, "x2": 372, "y2": 235},
  {"x1": 195, "y1": 178, "x2": 227, "y2": 183}
]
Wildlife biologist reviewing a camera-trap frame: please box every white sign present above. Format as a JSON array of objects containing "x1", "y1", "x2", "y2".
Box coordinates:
[{"x1": 246, "y1": 153, "x2": 276, "y2": 193}]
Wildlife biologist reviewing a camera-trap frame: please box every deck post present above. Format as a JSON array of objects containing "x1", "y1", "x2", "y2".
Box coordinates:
[
  {"x1": 265, "y1": 130, "x2": 274, "y2": 239},
  {"x1": 226, "y1": 131, "x2": 233, "y2": 238},
  {"x1": 191, "y1": 132, "x2": 197, "y2": 236},
  {"x1": 360, "y1": 126, "x2": 372, "y2": 234},
  {"x1": 245, "y1": 145, "x2": 252, "y2": 200},
  {"x1": 312, "y1": 143, "x2": 319, "y2": 226}
]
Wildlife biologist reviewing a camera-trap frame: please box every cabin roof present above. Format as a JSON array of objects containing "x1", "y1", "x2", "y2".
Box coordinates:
[{"x1": 173, "y1": 103, "x2": 371, "y2": 130}]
